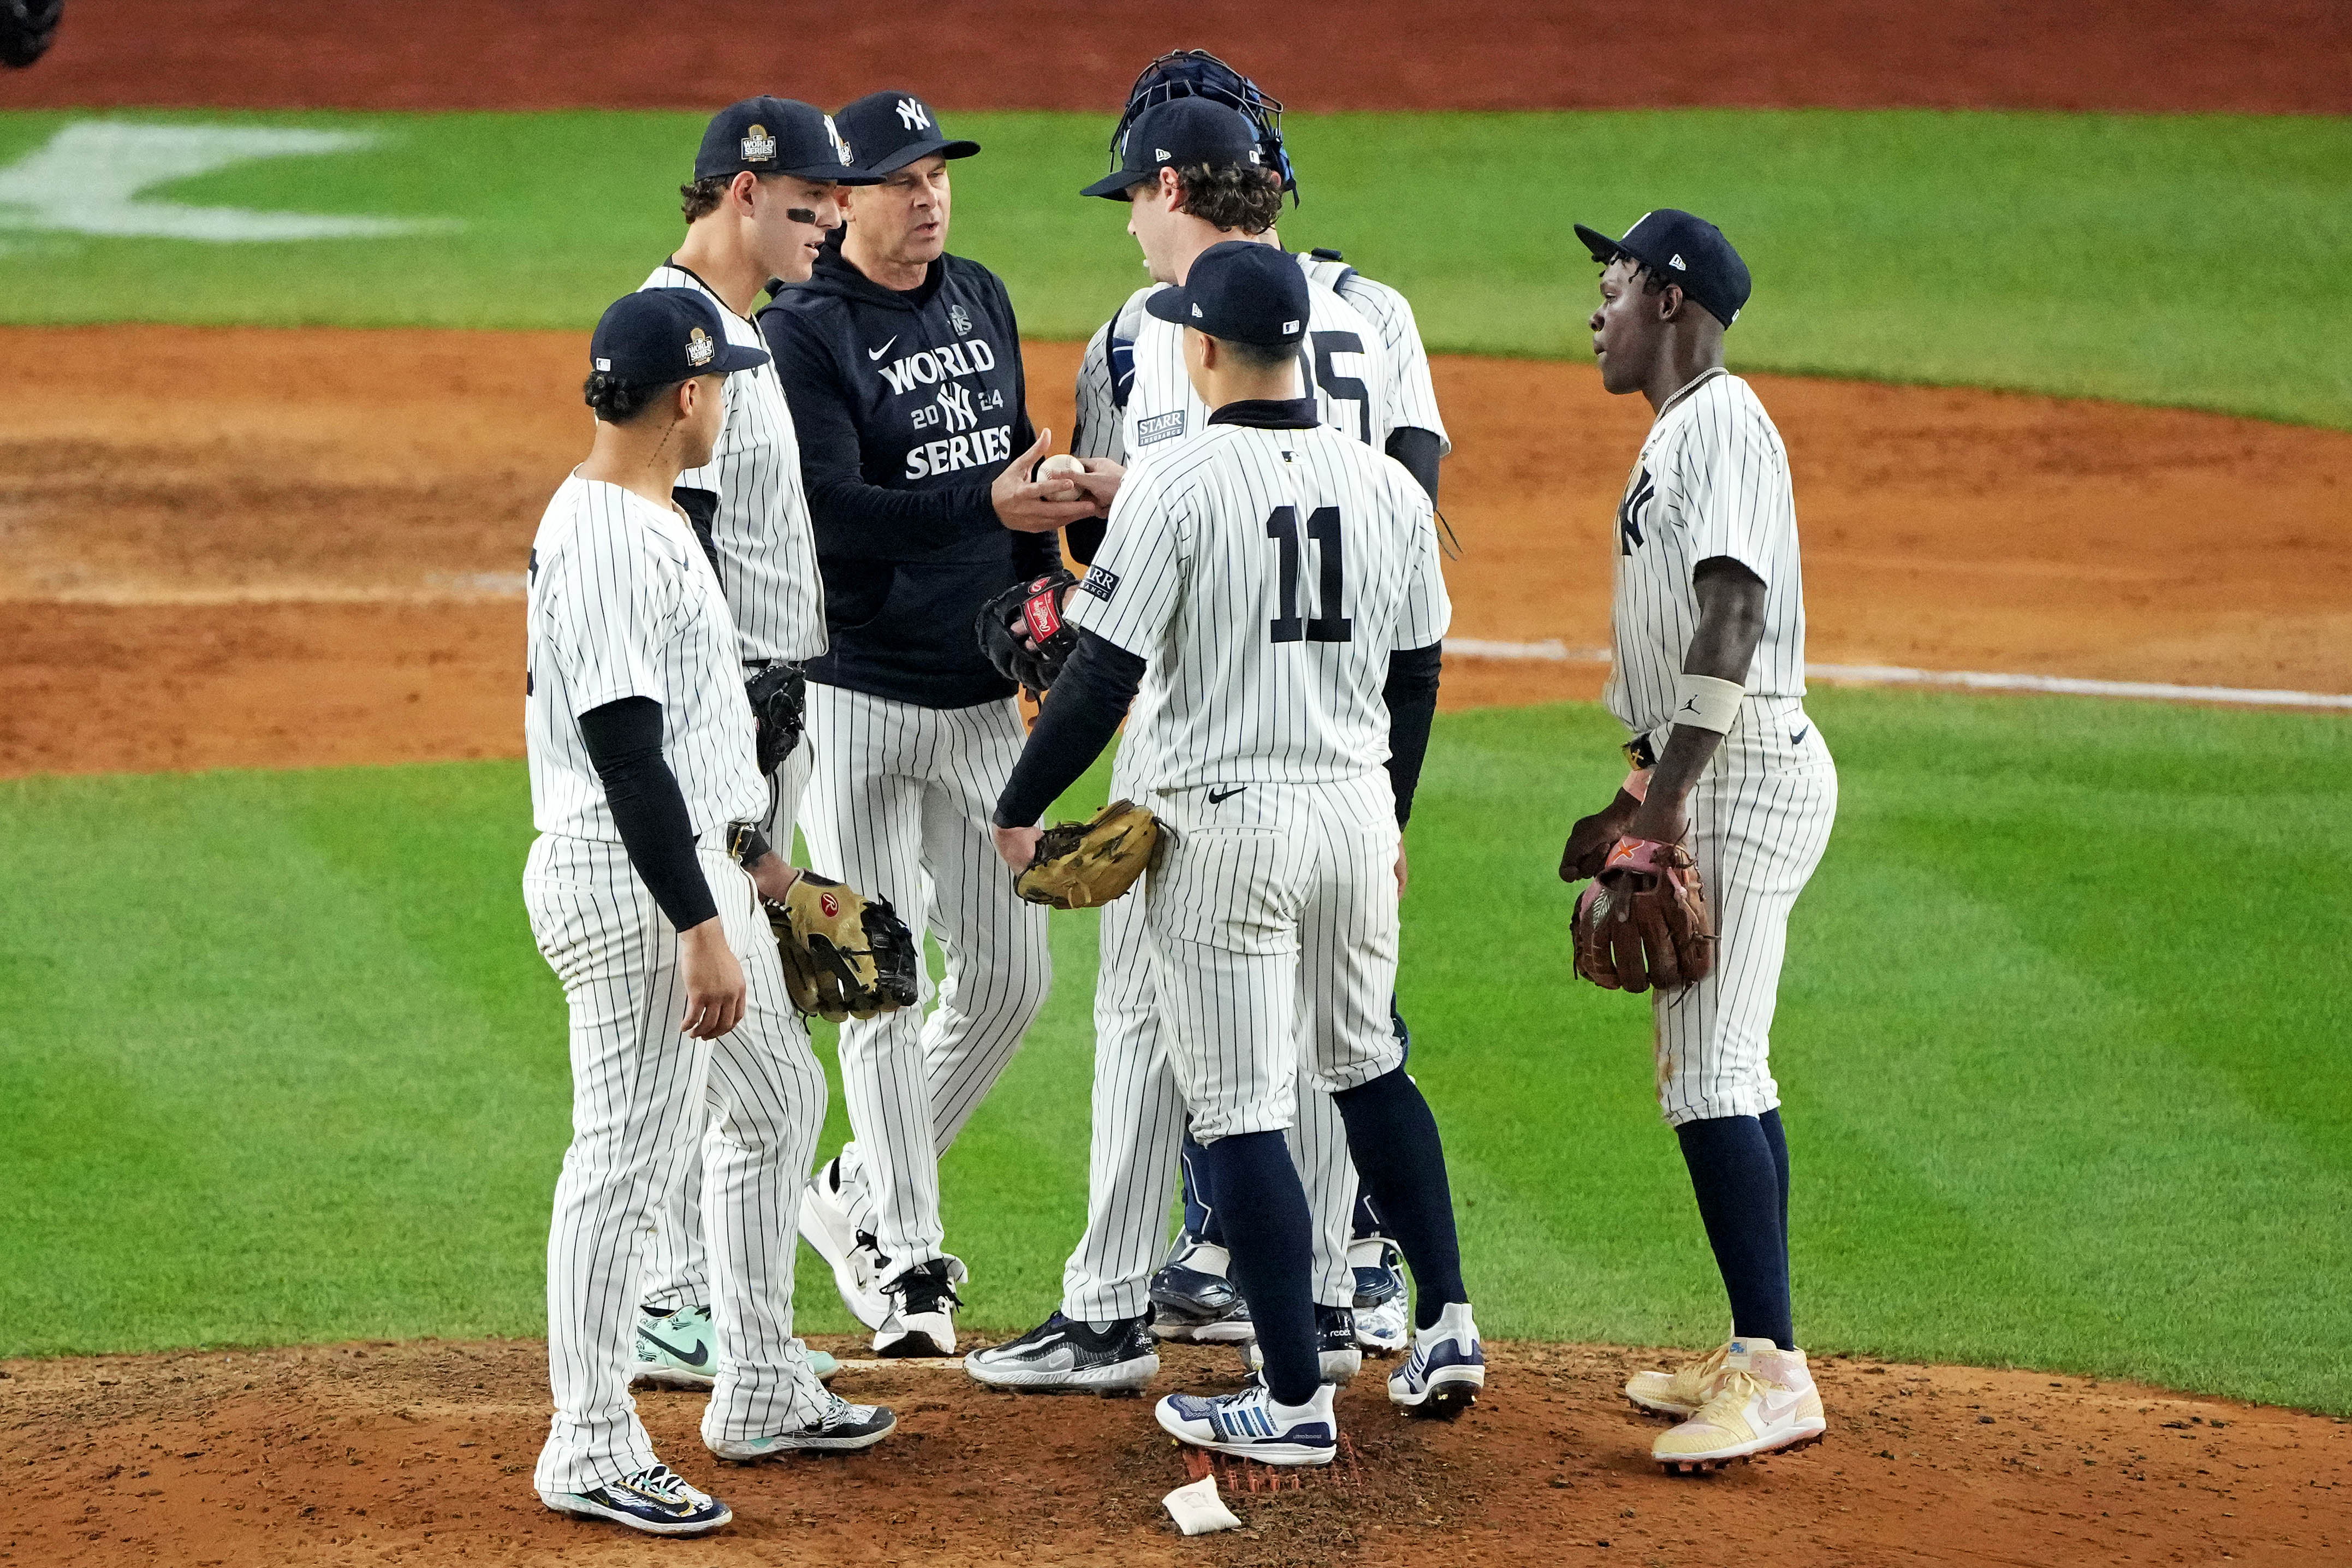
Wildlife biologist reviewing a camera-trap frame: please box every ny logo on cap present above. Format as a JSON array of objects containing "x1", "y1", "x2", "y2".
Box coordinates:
[
  {"x1": 896, "y1": 97, "x2": 931, "y2": 132},
  {"x1": 824, "y1": 114, "x2": 853, "y2": 165},
  {"x1": 740, "y1": 123, "x2": 777, "y2": 163},
  {"x1": 686, "y1": 327, "x2": 715, "y2": 367}
]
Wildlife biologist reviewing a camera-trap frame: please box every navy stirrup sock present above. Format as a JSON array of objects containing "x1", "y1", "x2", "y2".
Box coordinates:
[
  {"x1": 1676, "y1": 1113, "x2": 1795, "y2": 1350},
  {"x1": 1331, "y1": 1067, "x2": 1467, "y2": 1330},
  {"x1": 1191, "y1": 1130, "x2": 1318, "y2": 1405},
  {"x1": 1759, "y1": 1107, "x2": 1792, "y2": 1280}
]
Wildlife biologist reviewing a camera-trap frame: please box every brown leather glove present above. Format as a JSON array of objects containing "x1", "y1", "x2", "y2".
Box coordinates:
[
  {"x1": 1013, "y1": 799, "x2": 1165, "y2": 910},
  {"x1": 1571, "y1": 837, "x2": 1715, "y2": 993}
]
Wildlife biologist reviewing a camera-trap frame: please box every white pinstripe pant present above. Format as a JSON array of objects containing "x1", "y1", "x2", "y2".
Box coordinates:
[
  {"x1": 1653, "y1": 700, "x2": 1838, "y2": 1126},
  {"x1": 1058, "y1": 774, "x2": 1389, "y2": 1321},
  {"x1": 798, "y1": 682, "x2": 1053, "y2": 1279},
  {"x1": 524, "y1": 836, "x2": 833, "y2": 1495},
  {"x1": 637, "y1": 739, "x2": 812, "y2": 1312}
]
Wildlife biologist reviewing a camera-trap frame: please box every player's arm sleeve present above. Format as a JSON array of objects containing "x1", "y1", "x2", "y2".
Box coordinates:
[
  {"x1": 1386, "y1": 427, "x2": 1443, "y2": 507},
  {"x1": 577, "y1": 696, "x2": 719, "y2": 932},
  {"x1": 991, "y1": 631, "x2": 1146, "y2": 828},
  {"x1": 1065, "y1": 316, "x2": 1126, "y2": 566},
  {"x1": 1059, "y1": 471, "x2": 1187, "y2": 660},
  {"x1": 761, "y1": 306, "x2": 991, "y2": 560},
  {"x1": 1381, "y1": 641, "x2": 1442, "y2": 827},
  {"x1": 1670, "y1": 390, "x2": 1785, "y2": 589}
]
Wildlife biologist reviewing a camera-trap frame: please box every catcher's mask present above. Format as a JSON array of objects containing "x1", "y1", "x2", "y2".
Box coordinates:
[{"x1": 1112, "y1": 48, "x2": 1298, "y2": 204}]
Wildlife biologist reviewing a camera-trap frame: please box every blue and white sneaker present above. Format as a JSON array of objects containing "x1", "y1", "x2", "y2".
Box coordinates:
[
  {"x1": 1349, "y1": 1237, "x2": 1410, "y2": 1355},
  {"x1": 1154, "y1": 1381, "x2": 1338, "y2": 1467},
  {"x1": 1388, "y1": 1301, "x2": 1485, "y2": 1414},
  {"x1": 706, "y1": 1388, "x2": 897, "y2": 1460},
  {"x1": 541, "y1": 1463, "x2": 731, "y2": 1536}
]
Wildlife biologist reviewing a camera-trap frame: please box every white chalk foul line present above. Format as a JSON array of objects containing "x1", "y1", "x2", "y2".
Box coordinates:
[{"x1": 1443, "y1": 640, "x2": 2352, "y2": 710}]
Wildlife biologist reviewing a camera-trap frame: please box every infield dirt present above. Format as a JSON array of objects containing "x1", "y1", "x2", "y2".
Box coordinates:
[
  {"x1": 3, "y1": 327, "x2": 2345, "y2": 776},
  {"x1": 4, "y1": 1336, "x2": 2345, "y2": 1567}
]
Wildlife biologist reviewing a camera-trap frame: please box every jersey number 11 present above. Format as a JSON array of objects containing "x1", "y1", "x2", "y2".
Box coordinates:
[{"x1": 1266, "y1": 506, "x2": 1352, "y2": 644}]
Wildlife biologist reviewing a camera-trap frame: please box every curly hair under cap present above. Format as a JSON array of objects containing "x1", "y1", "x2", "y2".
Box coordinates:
[
  {"x1": 582, "y1": 370, "x2": 681, "y2": 425},
  {"x1": 1171, "y1": 161, "x2": 1285, "y2": 236}
]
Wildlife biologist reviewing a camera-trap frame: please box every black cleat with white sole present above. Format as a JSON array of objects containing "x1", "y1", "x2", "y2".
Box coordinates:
[{"x1": 964, "y1": 1311, "x2": 1160, "y2": 1393}]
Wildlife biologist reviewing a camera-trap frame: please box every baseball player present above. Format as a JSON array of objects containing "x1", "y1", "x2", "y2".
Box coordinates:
[
  {"x1": 627, "y1": 96, "x2": 880, "y2": 1394},
  {"x1": 758, "y1": 89, "x2": 1096, "y2": 1357},
  {"x1": 965, "y1": 92, "x2": 1427, "y2": 1393},
  {"x1": 525, "y1": 288, "x2": 894, "y2": 1540},
  {"x1": 1098, "y1": 48, "x2": 1452, "y2": 1358},
  {"x1": 1559, "y1": 210, "x2": 1836, "y2": 1471},
  {"x1": 985, "y1": 243, "x2": 1481, "y2": 1460}
]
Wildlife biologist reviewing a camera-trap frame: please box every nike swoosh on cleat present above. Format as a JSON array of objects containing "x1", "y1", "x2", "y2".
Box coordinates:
[
  {"x1": 638, "y1": 1331, "x2": 711, "y2": 1369},
  {"x1": 1758, "y1": 1390, "x2": 1810, "y2": 1423},
  {"x1": 867, "y1": 336, "x2": 898, "y2": 361}
]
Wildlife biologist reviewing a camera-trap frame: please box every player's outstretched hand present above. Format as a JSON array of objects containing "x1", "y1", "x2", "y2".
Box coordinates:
[
  {"x1": 994, "y1": 429, "x2": 1107, "y2": 535},
  {"x1": 1067, "y1": 457, "x2": 1124, "y2": 514},
  {"x1": 993, "y1": 823, "x2": 1043, "y2": 875},
  {"x1": 678, "y1": 918, "x2": 747, "y2": 1040},
  {"x1": 1561, "y1": 789, "x2": 1641, "y2": 882}
]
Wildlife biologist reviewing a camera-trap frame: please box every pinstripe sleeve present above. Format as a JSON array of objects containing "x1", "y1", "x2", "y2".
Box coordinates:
[
  {"x1": 1670, "y1": 385, "x2": 1785, "y2": 587},
  {"x1": 1339, "y1": 273, "x2": 1449, "y2": 452},
  {"x1": 543, "y1": 520, "x2": 686, "y2": 717},
  {"x1": 1062, "y1": 468, "x2": 1184, "y2": 660},
  {"x1": 1072, "y1": 316, "x2": 1124, "y2": 464},
  {"x1": 1390, "y1": 470, "x2": 1451, "y2": 650}
]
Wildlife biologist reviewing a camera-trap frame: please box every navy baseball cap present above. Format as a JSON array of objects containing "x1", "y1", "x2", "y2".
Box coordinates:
[
  {"x1": 590, "y1": 289, "x2": 768, "y2": 387},
  {"x1": 1143, "y1": 240, "x2": 1308, "y2": 348},
  {"x1": 1575, "y1": 209, "x2": 1752, "y2": 328},
  {"x1": 693, "y1": 96, "x2": 881, "y2": 184},
  {"x1": 836, "y1": 90, "x2": 979, "y2": 175},
  {"x1": 1081, "y1": 96, "x2": 1267, "y2": 199}
]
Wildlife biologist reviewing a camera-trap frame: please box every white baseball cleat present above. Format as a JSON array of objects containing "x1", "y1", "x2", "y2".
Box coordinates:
[
  {"x1": 1388, "y1": 1301, "x2": 1485, "y2": 1414},
  {"x1": 1155, "y1": 1381, "x2": 1338, "y2": 1466},
  {"x1": 1652, "y1": 1338, "x2": 1826, "y2": 1472},
  {"x1": 706, "y1": 1389, "x2": 897, "y2": 1460},
  {"x1": 873, "y1": 1256, "x2": 965, "y2": 1358},
  {"x1": 1349, "y1": 1236, "x2": 1410, "y2": 1353},
  {"x1": 1625, "y1": 1338, "x2": 1735, "y2": 1417},
  {"x1": 797, "y1": 1157, "x2": 890, "y2": 1330},
  {"x1": 541, "y1": 1464, "x2": 730, "y2": 1536}
]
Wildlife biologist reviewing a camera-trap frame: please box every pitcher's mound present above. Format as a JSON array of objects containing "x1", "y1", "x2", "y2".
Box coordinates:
[{"x1": 3, "y1": 1336, "x2": 2342, "y2": 1565}]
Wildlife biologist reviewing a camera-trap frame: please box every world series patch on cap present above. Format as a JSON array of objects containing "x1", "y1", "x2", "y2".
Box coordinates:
[{"x1": 694, "y1": 96, "x2": 883, "y2": 185}]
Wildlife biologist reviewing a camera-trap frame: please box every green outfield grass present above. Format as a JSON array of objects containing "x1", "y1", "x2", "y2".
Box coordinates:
[
  {"x1": 2, "y1": 689, "x2": 2348, "y2": 1410},
  {"x1": 1, "y1": 108, "x2": 2346, "y2": 425}
]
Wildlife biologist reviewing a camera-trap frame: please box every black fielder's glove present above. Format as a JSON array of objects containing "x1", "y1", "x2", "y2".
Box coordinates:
[
  {"x1": 975, "y1": 568, "x2": 1079, "y2": 693},
  {"x1": 745, "y1": 661, "x2": 807, "y2": 776}
]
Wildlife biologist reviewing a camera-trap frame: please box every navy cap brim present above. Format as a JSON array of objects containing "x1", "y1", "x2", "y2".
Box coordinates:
[
  {"x1": 1080, "y1": 166, "x2": 1153, "y2": 199},
  {"x1": 773, "y1": 161, "x2": 884, "y2": 185},
  {"x1": 1574, "y1": 223, "x2": 1624, "y2": 264},
  {"x1": 862, "y1": 137, "x2": 981, "y2": 175},
  {"x1": 1142, "y1": 287, "x2": 1192, "y2": 326},
  {"x1": 708, "y1": 341, "x2": 769, "y2": 373}
]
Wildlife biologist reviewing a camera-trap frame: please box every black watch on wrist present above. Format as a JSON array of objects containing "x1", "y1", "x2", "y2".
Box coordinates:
[{"x1": 724, "y1": 820, "x2": 771, "y2": 870}]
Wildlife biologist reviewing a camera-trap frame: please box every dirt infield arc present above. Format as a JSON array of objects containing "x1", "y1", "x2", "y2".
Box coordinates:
[
  {"x1": 2, "y1": 326, "x2": 2347, "y2": 777},
  {"x1": 4, "y1": 1337, "x2": 2346, "y2": 1567},
  {"x1": 11, "y1": 0, "x2": 2351, "y2": 115}
]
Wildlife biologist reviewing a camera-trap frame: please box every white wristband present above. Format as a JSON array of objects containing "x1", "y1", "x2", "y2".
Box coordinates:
[{"x1": 1670, "y1": 673, "x2": 1747, "y2": 734}]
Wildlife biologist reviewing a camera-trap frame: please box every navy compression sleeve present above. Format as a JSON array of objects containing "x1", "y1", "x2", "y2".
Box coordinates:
[
  {"x1": 577, "y1": 696, "x2": 718, "y2": 931},
  {"x1": 1386, "y1": 426, "x2": 1443, "y2": 507},
  {"x1": 1382, "y1": 640, "x2": 1443, "y2": 827},
  {"x1": 992, "y1": 631, "x2": 1144, "y2": 828}
]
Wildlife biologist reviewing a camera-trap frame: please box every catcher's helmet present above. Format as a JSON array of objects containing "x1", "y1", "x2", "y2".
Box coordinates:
[
  {"x1": 1110, "y1": 48, "x2": 1298, "y2": 204},
  {"x1": 1, "y1": 0, "x2": 65, "y2": 69}
]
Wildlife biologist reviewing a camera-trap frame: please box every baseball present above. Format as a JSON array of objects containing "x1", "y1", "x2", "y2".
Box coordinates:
[{"x1": 1036, "y1": 452, "x2": 1087, "y2": 502}]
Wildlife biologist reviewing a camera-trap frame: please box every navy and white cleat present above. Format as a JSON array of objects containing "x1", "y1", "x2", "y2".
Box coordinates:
[
  {"x1": 964, "y1": 1311, "x2": 1160, "y2": 1393},
  {"x1": 1243, "y1": 1303, "x2": 1364, "y2": 1384},
  {"x1": 1147, "y1": 1234, "x2": 1255, "y2": 1344},
  {"x1": 706, "y1": 1390, "x2": 897, "y2": 1459},
  {"x1": 1388, "y1": 1301, "x2": 1485, "y2": 1415},
  {"x1": 1155, "y1": 1381, "x2": 1338, "y2": 1466},
  {"x1": 541, "y1": 1464, "x2": 732, "y2": 1536}
]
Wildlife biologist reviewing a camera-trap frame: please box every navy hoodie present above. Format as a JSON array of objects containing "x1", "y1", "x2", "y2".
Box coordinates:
[{"x1": 760, "y1": 243, "x2": 1061, "y2": 708}]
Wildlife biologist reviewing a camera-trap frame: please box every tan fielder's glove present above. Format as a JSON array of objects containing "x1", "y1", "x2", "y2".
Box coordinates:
[
  {"x1": 765, "y1": 873, "x2": 920, "y2": 1023},
  {"x1": 1013, "y1": 799, "x2": 1166, "y2": 910},
  {"x1": 1571, "y1": 837, "x2": 1715, "y2": 993}
]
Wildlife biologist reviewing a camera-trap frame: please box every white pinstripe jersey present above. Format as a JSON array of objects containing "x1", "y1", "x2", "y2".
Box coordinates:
[
  {"x1": 640, "y1": 262, "x2": 828, "y2": 663},
  {"x1": 1606, "y1": 369, "x2": 1808, "y2": 737},
  {"x1": 1293, "y1": 254, "x2": 1449, "y2": 453},
  {"x1": 1065, "y1": 419, "x2": 1451, "y2": 794},
  {"x1": 525, "y1": 474, "x2": 767, "y2": 841},
  {"x1": 1072, "y1": 271, "x2": 1401, "y2": 466}
]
